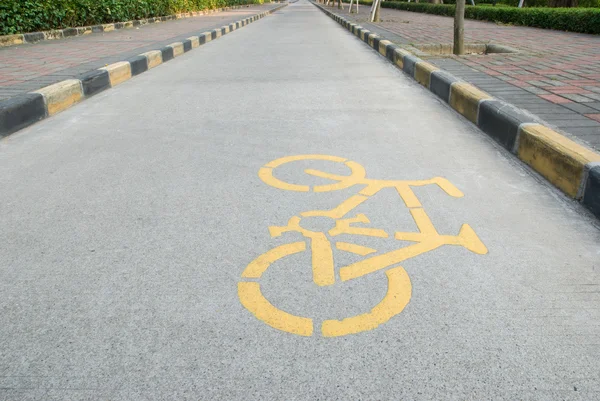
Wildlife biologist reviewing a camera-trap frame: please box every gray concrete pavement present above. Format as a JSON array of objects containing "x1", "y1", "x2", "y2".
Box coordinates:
[{"x1": 1, "y1": 1, "x2": 600, "y2": 399}]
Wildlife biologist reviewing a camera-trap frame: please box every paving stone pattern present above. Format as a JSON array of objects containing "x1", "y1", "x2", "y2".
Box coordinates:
[
  {"x1": 335, "y1": 6, "x2": 600, "y2": 150},
  {"x1": 0, "y1": 4, "x2": 279, "y2": 101}
]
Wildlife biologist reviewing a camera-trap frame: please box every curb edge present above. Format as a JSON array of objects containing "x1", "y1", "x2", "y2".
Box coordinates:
[
  {"x1": 0, "y1": 3, "x2": 287, "y2": 141},
  {"x1": 314, "y1": 1, "x2": 600, "y2": 220}
]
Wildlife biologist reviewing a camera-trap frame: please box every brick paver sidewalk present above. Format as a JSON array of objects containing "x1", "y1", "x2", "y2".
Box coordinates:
[
  {"x1": 334, "y1": 5, "x2": 600, "y2": 150},
  {"x1": 0, "y1": 3, "x2": 281, "y2": 101}
]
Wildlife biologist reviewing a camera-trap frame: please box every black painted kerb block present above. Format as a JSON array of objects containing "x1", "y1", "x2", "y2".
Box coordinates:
[
  {"x1": 24, "y1": 32, "x2": 44, "y2": 43},
  {"x1": 430, "y1": 70, "x2": 461, "y2": 104},
  {"x1": 372, "y1": 37, "x2": 381, "y2": 51},
  {"x1": 478, "y1": 99, "x2": 539, "y2": 151},
  {"x1": 182, "y1": 39, "x2": 192, "y2": 52},
  {"x1": 160, "y1": 46, "x2": 174, "y2": 62},
  {"x1": 127, "y1": 55, "x2": 149, "y2": 76},
  {"x1": 583, "y1": 164, "x2": 600, "y2": 219},
  {"x1": 63, "y1": 28, "x2": 78, "y2": 37},
  {"x1": 78, "y1": 69, "x2": 111, "y2": 96},
  {"x1": 0, "y1": 94, "x2": 46, "y2": 138},
  {"x1": 403, "y1": 55, "x2": 420, "y2": 77},
  {"x1": 386, "y1": 44, "x2": 398, "y2": 62}
]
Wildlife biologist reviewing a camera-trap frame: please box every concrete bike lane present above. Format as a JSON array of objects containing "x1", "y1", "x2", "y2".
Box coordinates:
[{"x1": 0, "y1": 1, "x2": 599, "y2": 400}]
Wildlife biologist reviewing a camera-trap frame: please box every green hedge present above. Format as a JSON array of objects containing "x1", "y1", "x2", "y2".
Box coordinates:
[
  {"x1": 458, "y1": 0, "x2": 600, "y2": 7},
  {"x1": 441, "y1": 0, "x2": 547, "y2": 6},
  {"x1": 0, "y1": 0, "x2": 261, "y2": 35},
  {"x1": 381, "y1": 1, "x2": 600, "y2": 33},
  {"x1": 349, "y1": 0, "x2": 600, "y2": 6}
]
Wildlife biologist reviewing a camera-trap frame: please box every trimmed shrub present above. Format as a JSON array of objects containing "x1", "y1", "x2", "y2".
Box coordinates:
[
  {"x1": 351, "y1": 0, "x2": 599, "y2": 6},
  {"x1": 381, "y1": 1, "x2": 600, "y2": 34},
  {"x1": 0, "y1": 0, "x2": 262, "y2": 35}
]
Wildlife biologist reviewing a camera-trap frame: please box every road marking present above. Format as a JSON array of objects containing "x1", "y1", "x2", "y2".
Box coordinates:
[
  {"x1": 335, "y1": 242, "x2": 377, "y2": 256},
  {"x1": 322, "y1": 266, "x2": 412, "y2": 337},
  {"x1": 238, "y1": 155, "x2": 488, "y2": 337},
  {"x1": 242, "y1": 241, "x2": 306, "y2": 279},
  {"x1": 238, "y1": 282, "x2": 314, "y2": 337}
]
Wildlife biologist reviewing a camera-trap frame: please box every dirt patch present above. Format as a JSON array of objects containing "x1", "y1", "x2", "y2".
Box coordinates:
[{"x1": 410, "y1": 42, "x2": 519, "y2": 56}]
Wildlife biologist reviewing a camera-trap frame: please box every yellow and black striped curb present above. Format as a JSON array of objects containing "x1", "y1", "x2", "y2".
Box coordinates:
[
  {"x1": 315, "y1": 2, "x2": 600, "y2": 220},
  {"x1": 0, "y1": 4, "x2": 286, "y2": 139},
  {"x1": 0, "y1": 3, "x2": 281, "y2": 47}
]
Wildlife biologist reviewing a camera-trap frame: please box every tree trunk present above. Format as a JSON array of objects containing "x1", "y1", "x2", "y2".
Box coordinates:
[
  {"x1": 374, "y1": 0, "x2": 381, "y2": 22},
  {"x1": 454, "y1": 0, "x2": 465, "y2": 55}
]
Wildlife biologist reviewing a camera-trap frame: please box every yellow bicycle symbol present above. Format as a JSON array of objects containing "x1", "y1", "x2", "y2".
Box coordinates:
[{"x1": 238, "y1": 155, "x2": 487, "y2": 337}]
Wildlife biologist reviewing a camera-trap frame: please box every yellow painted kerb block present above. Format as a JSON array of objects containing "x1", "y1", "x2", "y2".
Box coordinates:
[
  {"x1": 140, "y1": 50, "x2": 162, "y2": 69},
  {"x1": 393, "y1": 48, "x2": 411, "y2": 69},
  {"x1": 200, "y1": 31, "x2": 212, "y2": 43},
  {"x1": 360, "y1": 30, "x2": 370, "y2": 41},
  {"x1": 449, "y1": 82, "x2": 492, "y2": 124},
  {"x1": 101, "y1": 61, "x2": 132, "y2": 87},
  {"x1": 33, "y1": 79, "x2": 83, "y2": 116},
  {"x1": 168, "y1": 42, "x2": 184, "y2": 57},
  {"x1": 517, "y1": 124, "x2": 600, "y2": 198},
  {"x1": 415, "y1": 62, "x2": 440, "y2": 88},
  {"x1": 368, "y1": 34, "x2": 378, "y2": 48},
  {"x1": 378, "y1": 40, "x2": 393, "y2": 57},
  {"x1": 187, "y1": 36, "x2": 200, "y2": 48},
  {"x1": 0, "y1": 34, "x2": 24, "y2": 47}
]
